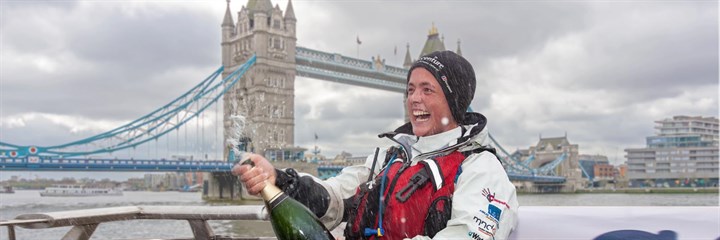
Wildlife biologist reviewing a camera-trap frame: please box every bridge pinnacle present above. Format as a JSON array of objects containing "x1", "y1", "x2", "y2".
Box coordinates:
[
  {"x1": 429, "y1": 22, "x2": 438, "y2": 36},
  {"x1": 222, "y1": 0, "x2": 234, "y2": 27},
  {"x1": 284, "y1": 0, "x2": 296, "y2": 20},
  {"x1": 403, "y1": 43, "x2": 413, "y2": 69},
  {"x1": 420, "y1": 23, "x2": 446, "y2": 58},
  {"x1": 456, "y1": 39, "x2": 462, "y2": 56}
]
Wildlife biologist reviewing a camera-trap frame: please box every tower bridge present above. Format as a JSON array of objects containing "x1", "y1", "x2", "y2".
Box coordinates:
[{"x1": 0, "y1": 0, "x2": 584, "y2": 201}]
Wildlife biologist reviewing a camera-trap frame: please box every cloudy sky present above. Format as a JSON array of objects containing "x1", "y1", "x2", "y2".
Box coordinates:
[{"x1": 0, "y1": 0, "x2": 717, "y2": 180}]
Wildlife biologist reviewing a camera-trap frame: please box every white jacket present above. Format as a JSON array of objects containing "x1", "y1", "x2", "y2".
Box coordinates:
[{"x1": 311, "y1": 115, "x2": 519, "y2": 239}]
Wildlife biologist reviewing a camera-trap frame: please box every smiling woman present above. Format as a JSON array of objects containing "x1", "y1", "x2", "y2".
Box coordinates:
[{"x1": 233, "y1": 49, "x2": 521, "y2": 239}]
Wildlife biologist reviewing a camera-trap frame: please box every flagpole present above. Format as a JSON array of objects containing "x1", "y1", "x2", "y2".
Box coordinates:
[
  {"x1": 356, "y1": 35, "x2": 361, "y2": 58},
  {"x1": 313, "y1": 132, "x2": 320, "y2": 163},
  {"x1": 394, "y1": 45, "x2": 398, "y2": 65}
]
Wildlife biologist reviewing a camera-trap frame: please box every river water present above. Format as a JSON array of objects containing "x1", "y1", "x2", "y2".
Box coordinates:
[{"x1": 1, "y1": 190, "x2": 717, "y2": 240}]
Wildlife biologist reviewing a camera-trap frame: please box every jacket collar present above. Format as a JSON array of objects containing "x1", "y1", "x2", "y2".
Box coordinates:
[
  {"x1": 379, "y1": 112, "x2": 491, "y2": 159},
  {"x1": 388, "y1": 112, "x2": 487, "y2": 136}
]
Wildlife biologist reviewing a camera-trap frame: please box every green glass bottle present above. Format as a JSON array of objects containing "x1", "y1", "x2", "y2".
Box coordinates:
[{"x1": 259, "y1": 183, "x2": 335, "y2": 240}]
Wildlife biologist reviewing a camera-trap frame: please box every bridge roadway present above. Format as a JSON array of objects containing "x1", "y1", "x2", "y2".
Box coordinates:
[
  {"x1": 0, "y1": 156, "x2": 233, "y2": 172},
  {"x1": 0, "y1": 156, "x2": 564, "y2": 183},
  {"x1": 295, "y1": 47, "x2": 408, "y2": 93}
]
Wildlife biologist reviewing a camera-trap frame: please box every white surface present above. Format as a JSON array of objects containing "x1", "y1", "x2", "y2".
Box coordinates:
[{"x1": 509, "y1": 206, "x2": 720, "y2": 240}]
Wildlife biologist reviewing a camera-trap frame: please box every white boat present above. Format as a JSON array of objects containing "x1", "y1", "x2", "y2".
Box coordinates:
[
  {"x1": 40, "y1": 185, "x2": 123, "y2": 197},
  {"x1": 0, "y1": 186, "x2": 14, "y2": 194}
]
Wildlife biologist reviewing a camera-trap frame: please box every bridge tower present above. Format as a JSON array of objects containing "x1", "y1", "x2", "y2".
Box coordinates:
[
  {"x1": 529, "y1": 136, "x2": 584, "y2": 191},
  {"x1": 221, "y1": 0, "x2": 297, "y2": 160}
]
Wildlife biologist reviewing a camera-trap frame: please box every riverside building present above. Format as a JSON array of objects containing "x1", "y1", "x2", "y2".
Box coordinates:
[{"x1": 625, "y1": 116, "x2": 719, "y2": 187}]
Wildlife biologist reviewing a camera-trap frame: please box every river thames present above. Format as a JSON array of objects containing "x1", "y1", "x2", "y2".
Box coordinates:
[{"x1": 1, "y1": 190, "x2": 717, "y2": 240}]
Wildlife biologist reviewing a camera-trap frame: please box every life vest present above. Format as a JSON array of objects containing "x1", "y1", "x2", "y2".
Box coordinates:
[{"x1": 344, "y1": 149, "x2": 472, "y2": 240}]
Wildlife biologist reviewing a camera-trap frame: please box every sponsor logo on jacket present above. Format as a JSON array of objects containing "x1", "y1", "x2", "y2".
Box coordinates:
[
  {"x1": 468, "y1": 231, "x2": 486, "y2": 240},
  {"x1": 487, "y1": 204, "x2": 502, "y2": 221},
  {"x1": 482, "y1": 188, "x2": 511, "y2": 209},
  {"x1": 474, "y1": 210, "x2": 498, "y2": 236}
]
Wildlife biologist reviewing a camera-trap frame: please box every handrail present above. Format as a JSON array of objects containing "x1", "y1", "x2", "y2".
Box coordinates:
[
  {"x1": 1, "y1": 205, "x2": 270, "y2": 240},
  {"x1": 3, "y1": 206, "x2": 718, "y2": 240}
]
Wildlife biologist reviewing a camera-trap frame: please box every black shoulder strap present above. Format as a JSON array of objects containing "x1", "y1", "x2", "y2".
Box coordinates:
[{"x1": 461, "y1": 146, "x2": 501, "y2": 164}]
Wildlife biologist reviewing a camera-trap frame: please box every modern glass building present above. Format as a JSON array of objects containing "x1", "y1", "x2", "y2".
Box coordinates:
[{"x1": 625, "y1": 116, "x2": 719, "y2": 187}]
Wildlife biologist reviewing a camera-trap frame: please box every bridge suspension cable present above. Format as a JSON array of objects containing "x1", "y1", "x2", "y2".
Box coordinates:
[
  {"x1": 0, "y1": 56, "x2": 257, "y2": 159},
  {"x1": 488, "y1": 133, "x2": 534, "y2": 173}
]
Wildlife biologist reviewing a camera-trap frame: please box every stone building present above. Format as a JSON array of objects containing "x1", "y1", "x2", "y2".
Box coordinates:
[
  {"x1": 221, "y1": 0, "x2": 297, "y2": 159},
  {"x1": 513, "y1": 136, "x2": 584, "y2": 191}
]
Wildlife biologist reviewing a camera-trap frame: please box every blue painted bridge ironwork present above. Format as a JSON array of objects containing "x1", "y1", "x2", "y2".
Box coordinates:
[
  {"x1": 0, "y1": 156, "x2": 233, "y2": 172},
  {"x1": 507, "y1": 173, "x2": 566, "y2": 183}
]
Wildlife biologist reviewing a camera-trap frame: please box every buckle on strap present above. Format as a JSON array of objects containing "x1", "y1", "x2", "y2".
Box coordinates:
[{"x1": 395, "y1": 171, "x2": 429, "y2": 202}]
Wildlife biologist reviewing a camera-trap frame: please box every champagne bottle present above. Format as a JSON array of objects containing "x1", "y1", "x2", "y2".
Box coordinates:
[{"x1": 241, "y1": 159, "x2": 334, "y2": 240}]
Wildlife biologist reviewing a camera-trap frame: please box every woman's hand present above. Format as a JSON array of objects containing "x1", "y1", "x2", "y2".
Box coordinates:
[{"x1": 231, "y1": 153, "x2": 277, "y2": 195}]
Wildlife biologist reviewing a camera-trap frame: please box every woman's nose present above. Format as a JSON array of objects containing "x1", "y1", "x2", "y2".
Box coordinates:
[{"x1": 407, "y1": 90, "x2": 421, "y2": 103}]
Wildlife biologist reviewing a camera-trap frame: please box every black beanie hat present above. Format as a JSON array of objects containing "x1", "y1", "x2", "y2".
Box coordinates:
[{"x1": 407, "y1": 50, "x2": 476, "y2": 124}]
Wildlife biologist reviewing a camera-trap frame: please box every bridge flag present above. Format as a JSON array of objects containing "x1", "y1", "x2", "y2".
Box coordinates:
[{"x1": 356, "y1": 35, "x2": 362, "y2": 45}]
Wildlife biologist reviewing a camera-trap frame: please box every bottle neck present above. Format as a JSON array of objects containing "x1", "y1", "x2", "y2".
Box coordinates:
[{"x1": 260, "y1": 181, "x2": 284, "y2": 205}]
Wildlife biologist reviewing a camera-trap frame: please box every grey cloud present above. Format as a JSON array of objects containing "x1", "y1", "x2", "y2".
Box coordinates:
[
  {"x1": 564, "y1": 3, "x2": 716, "y2": 103},
  {"x1": 477, "y1": 2, "x2": 717, "y2": 158},
  {"x1": 3, "y1": 2, "x2": 218, "y2": 70},
  {"x1": 487, "y1": 85, "x2": 718, "y2": 156},
  {"x1": 296, "y1": 1, "x2": 591, "y2": 66},
  {"x1": 66, "y1": 12, "x2": 219, "y2": 72},
  {"x1": 294, "y1": 101, "x2": 312, "y2": 119},
  {"x1": 295, "y1": 94, "x2": 404, "y2": 153},
  {"x1": 295, "y1": 117, "x2": 398, "y2": 156},
  {"x1": 314, "y1": 93, "x2": 403, "y2": 120},
  {"x1": 2, "y1": 63, "x2": 217, "y2": 119},
  {"x1": 1, "y1": 2, "x2": 223, "y2": 119},
  {"x1": 1, "y1": 117, "x2": 85, "y2": 146},
  {"x1": 483, "y1": 9, "x2": 715, "y2": 91},
  {"x1": 487, "y1": 111, "x2": 651, "y2": 154}
]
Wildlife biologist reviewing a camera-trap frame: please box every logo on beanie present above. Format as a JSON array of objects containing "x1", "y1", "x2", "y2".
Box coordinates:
[
  {"x1": 440, "y1": 76, "x2": 452, "y2": 93},
  {"x1": 418, "y1": 56, "x2": 445, "y2": 72}
]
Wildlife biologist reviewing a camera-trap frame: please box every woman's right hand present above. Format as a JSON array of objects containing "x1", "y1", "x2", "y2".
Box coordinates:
[{"x1": 231, "y1": 153, "x2": 277, "y2": 195}]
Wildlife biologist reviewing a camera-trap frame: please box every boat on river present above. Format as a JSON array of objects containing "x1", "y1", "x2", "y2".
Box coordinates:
[
  {"x1": 40, "y1": 185, "x2": 123, "y2": 197},
  {"x1": 0, "y1": 186, "x2": 14, "y2": 194}
]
